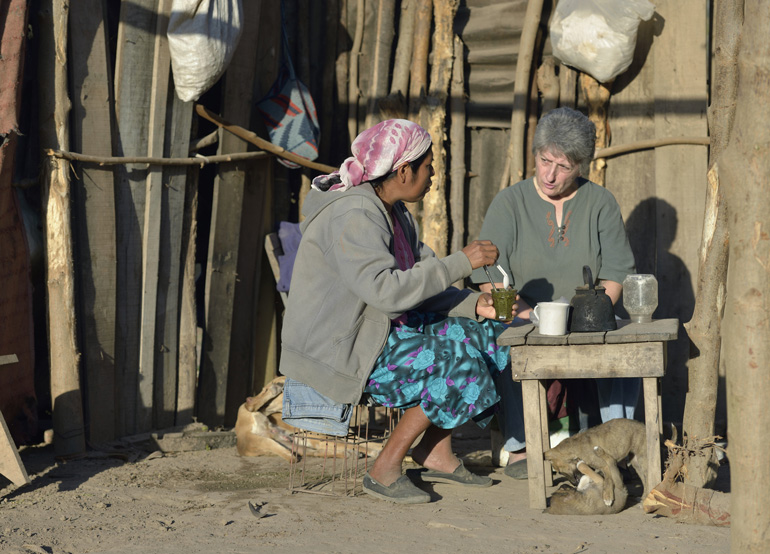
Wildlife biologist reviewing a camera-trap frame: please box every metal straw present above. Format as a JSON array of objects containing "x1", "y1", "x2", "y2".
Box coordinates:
[{"x1": 482, "y1": 265, "x2": 498, "y2": 291}]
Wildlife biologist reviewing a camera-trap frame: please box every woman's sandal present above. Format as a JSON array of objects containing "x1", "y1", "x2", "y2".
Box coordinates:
[
  {"x1": 419, "y1": 460, "x2": 493, "y2": 487},
  {"x1": 362, "y1": 473, "x2": 431, "y2": 504}
]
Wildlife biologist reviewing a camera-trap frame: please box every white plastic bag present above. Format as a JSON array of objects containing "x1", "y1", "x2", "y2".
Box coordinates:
[
  {"x1": 550, "y1": 0, "x2": 655, "y2": 83},
  {"x1": 167, "y1": 0, "x2": 243, "y2": 102}
]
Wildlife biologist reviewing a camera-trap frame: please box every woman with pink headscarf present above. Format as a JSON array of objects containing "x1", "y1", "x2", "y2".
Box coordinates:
[{"x1": 280, "y1": 120, "x2": 511, "y2": 504}]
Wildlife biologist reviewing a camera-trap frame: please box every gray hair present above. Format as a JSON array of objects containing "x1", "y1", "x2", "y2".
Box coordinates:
[{"x1": 532, "y1": 107, "x2": 596, "y2": 175}]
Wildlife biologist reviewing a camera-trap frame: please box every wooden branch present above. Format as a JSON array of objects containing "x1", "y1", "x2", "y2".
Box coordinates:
[
  {"x1": 500, "y1": 0, "x2": 545, "y2": 190},
  {"x1": 48, "y1": 149, "x2": 269, "y2": 166},
  {"x1": 194, "y1": 104, "x2": 337, "y2": 173},
  {"x1": 643, "y1": 456, "x2": 730, "y2": 526},
  {"x1": 189, "y1": 129, "x2": 219, "y2": 152},
  {"x1": 594, "y1": 136, "x2": 710, "y2": 159}
]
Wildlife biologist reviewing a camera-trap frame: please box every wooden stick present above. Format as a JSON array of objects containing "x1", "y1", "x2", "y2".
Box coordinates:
[
  {"x1": 194, "y1": 104, "x2": 337, "y2": 173},
  {"x1": 594, "y1": 136, "x2": 710, "y2": 159},
  {"x1": 500, "y1": 0, "x2": 545, "y2": 190},
  {"x1": 47, "y1": 149, "x2": 269, "y2": 166}
]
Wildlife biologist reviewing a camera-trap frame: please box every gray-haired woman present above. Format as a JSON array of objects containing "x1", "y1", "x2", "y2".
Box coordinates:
[{"x1": 471, "y1": 107, "x2": 637, "y2": 479}]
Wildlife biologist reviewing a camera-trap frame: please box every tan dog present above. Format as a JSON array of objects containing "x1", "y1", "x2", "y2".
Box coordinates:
[
  {"x1": 544, "y1": 418, "x2": 647, "y2": 503},
  {"x1": 235, "y1": 377, "x2": 375, "y2": 461},
  {"x1": 235, "y1": 378, "x2": 296, "y2": 461},
  {"x1": 546, "y1": 445, "x2": 628, "y2": 515}
]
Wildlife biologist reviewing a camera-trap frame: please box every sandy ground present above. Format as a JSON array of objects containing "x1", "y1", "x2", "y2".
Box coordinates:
[{"x1": 0, "y1": 424, "x2": 731, "y2": 554}]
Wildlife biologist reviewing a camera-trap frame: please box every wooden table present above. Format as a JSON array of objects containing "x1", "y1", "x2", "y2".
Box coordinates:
[{"x1": 497, "y1": 318, "x2": 679, "y2": 509}]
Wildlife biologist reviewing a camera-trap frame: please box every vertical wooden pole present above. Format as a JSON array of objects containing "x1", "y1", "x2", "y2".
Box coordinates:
[
  {"x1": 137, "y1": 0, "x2": 173, "y2": 431},
  {"x1": 449, "y1": 35, "x2": 466, "y2": 256},
  {"x1": 114, "y1": 0, "x2": 159, "y2": 436},
  {"x1": 176, "y1": 167, "x2": 198, "y2": 425},
  {"x1": 38, "y1": 0, "x2": 86, "y2": 456},
  {"x1": 500, "y1": 0, "x2": 544, "y2": 190},
  {"x1": 157, "y1": 90, "x2": 193, "y2": 428},
  {"x1": 418, "y1": 0, "x2": 458, "y2": 258},
  {"x1": 200, "y1": 0, "x2": 263, "y2": 427},
  {"x1": 347, "y1": 0, "x2": 364, "y2": 140},
  {"x1": 69, "y1": 0, "x2": 117, "y2": 444},
  {"x1": 407, "y1": 0, "x2": 431, "y2": 121}
]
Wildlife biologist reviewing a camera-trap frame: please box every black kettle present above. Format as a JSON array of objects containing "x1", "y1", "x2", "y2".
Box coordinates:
[{"x1": 569, "y1": 266, "x2": 618, "y2": 332}]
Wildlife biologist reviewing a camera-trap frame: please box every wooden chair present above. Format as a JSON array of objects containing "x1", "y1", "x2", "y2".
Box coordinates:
[{"x1": 264, "y1": 231, "x2": 396, "y2": 496}]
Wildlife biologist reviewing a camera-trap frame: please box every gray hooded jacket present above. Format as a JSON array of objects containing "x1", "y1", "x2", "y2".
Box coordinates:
[{"x1": 279, "y1": 183, "x2": 482, "y2": 405}]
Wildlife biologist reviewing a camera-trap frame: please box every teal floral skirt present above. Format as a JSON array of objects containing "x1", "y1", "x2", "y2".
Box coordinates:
[{"x1": 364, "y1": 312, "x2": 509, "y2": 429}]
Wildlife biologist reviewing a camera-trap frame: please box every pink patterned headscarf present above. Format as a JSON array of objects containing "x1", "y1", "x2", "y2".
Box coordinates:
[{"x1": 311, "y1": 119, "x2": 432, "y2": 192}]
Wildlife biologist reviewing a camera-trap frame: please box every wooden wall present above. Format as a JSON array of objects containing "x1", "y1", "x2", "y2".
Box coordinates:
[{"x1": 18, "y1": 0, "x2": 713, "y2": 447}]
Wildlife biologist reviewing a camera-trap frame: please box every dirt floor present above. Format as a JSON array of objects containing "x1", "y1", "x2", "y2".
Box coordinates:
[{"x1": 1, "y1": 423, "x2": 731, "y2": 554}]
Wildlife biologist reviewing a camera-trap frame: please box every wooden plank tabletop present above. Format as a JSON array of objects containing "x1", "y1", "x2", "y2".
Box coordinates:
[{"x1": 497, "y1": 318, "x2": 678, "y2": 346}]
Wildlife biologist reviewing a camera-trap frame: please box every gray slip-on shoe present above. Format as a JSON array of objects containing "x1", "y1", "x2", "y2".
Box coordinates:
[
  {"x1": 503, "y1": 458, "x2": 528, "y2": 480},
  {"x1": 362, "y1": 473, "x2": 431, "y2": 504},
  {"x1": 419, "y1": 460, "x2": 493, "y2": 488}
]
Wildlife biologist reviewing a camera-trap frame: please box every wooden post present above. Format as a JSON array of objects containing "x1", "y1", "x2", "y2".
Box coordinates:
[
  {"x1": 157, "y1": 90, "x2": 193, "y2": 428},
  {"x1": 113, "y1": 0, "x2": 160, "y2": 436},
  {"x1": 580, "y1": 73, "x2": 612, "y2": 186},
  {"x1": 0, "y1": 410, "x2": 29, "y2": 487},
  {"x1": 176, "y1": 166, "x2": 198, "y2": 425},
  {"x1": 68, "y1": 0, "x2": 118, "y2": 444},
  {"x1": 720, "y1": 2, "x2": 770, "y2": 550},
  {"x1": 407, "y1": 0, "x2": 431, "y2": 121},
  {"x1": 347, "y1": 0, "x2": 364, "y2": 140},
  {"x1": 418, "y1": 0, "x2": 458, "y2": 258},
  {"x1": 137, "y1": 0, "x2": 173, "y2": 432},
  {"x1": 199, "y1": 0, "x2": 264, "y2": 427},
  {"x1": 449, "y1": 35, "x2": 466, "y2": 256},
  {"x1": 364, "y1": 0, "x2": 395, "y2": 129},
  {"x1": 38, "y1": 0, "x2": 86, "y2": 456}
]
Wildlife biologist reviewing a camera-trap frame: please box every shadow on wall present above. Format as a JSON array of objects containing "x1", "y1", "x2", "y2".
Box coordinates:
[{"x1": 625, "y1": 197, "x2": 695, "y2": 425}]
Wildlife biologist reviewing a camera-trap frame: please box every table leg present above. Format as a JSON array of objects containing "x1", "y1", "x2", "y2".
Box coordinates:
[
  {"x1": 538, "y1": 381, "x2": 553, "y2": 488},
  {"x1": 643, "y1": 377, "x2": 662, "y2": 495},
  {"x1": 522, "y1": 379, "x2": 547, "y2": 510}
]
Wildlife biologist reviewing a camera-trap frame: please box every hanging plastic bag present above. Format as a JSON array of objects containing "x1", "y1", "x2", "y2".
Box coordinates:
[
  {"x1": 550, "y1": 0, "x2": 656, "y2": 83},
  {"x1": 168, "y1": 0, "x2": 243, "y2": 102},
  {"x1": 255, "y1": 6, "x2": 320, "y2": 169}
]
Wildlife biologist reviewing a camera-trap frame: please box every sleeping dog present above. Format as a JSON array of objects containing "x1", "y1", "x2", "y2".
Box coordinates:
[{"x1": 546, "y1": 445, "x2": 629, "y2": 515}]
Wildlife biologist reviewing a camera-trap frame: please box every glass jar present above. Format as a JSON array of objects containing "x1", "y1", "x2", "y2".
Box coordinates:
[{"x1": 622, "y1": 274, "x2": 658, "y2": 323}]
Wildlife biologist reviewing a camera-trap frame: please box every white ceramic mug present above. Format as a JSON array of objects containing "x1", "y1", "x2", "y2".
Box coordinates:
[{"x1": 533, "y1": 302, "x2": 570, "y2": 335}]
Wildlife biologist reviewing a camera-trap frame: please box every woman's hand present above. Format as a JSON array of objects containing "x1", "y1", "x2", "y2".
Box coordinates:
[
  {"x1": 476, "y1": 292, "x2": 498, "y2": 320},
  {"x1": 477, "y1": 288, "x2": 533, "y2": 322},
  {"x1": 462, "y1": 240, "x2": 498, "y2": 269}
]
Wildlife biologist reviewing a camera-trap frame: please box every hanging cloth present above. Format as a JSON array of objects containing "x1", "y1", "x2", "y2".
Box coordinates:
[{"x1": 256, "y1": 3, "x2": 321, "y2": 168}]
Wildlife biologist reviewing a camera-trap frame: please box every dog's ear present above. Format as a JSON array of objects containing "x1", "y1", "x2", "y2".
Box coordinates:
[{"x1": 544, "y1": 450, "x2": 553, "y2": 460}]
